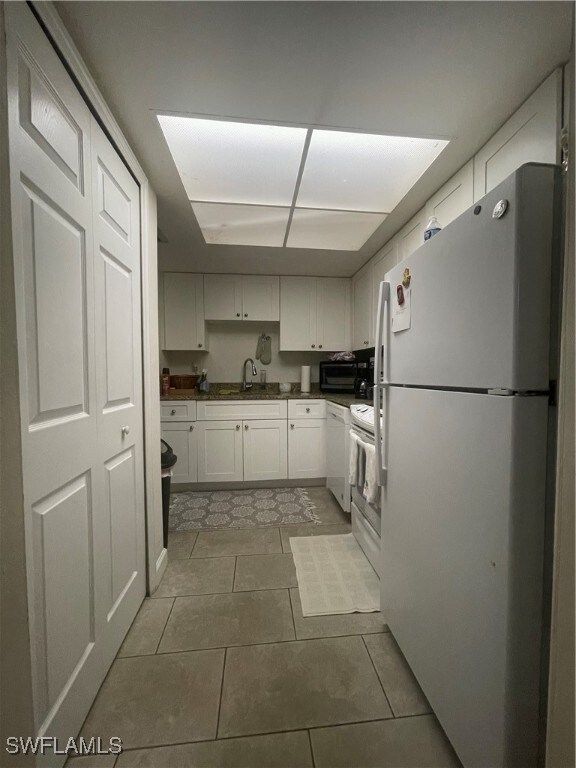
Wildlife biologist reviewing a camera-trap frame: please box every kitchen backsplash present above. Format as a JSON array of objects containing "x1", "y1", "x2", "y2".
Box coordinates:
[{"x1": 160, "y1": 322, "x2": 322, "y2": 382}]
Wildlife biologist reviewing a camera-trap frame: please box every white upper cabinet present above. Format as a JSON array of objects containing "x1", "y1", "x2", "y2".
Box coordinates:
[
  {"x1": 473, "y1": 69, "x2": 561, "y2": 202},
  {"x1": 280, "y1": 277, "x2": 351, "y2": 351},
  {"x1": 204, "y1": 275, "x2": 243, "y2": 320},
  {"x1": 425, "y1": 160, "x2": 474, "y2": 229},
  {"x1": 280, "y1": 277, "x2": 317, "y2": 350},
  {"x1": 317, "y1": 278, "x2": 351, "y2": 351},
  {"x1": 204, "y1": 274, "x2": 279, "y2": 321},
  {"x1": 163, "y1": 272, "x2": 206, "y2": 351},
  {"x1": 352, "y1": 266, "x2": 373, "y2": 349},
  {"x1": 397, "y1": 207, "x2": 426, "y2": 262}
]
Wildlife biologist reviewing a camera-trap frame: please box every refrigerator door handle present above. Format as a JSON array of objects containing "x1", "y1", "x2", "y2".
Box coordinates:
[{"x1": 374, "y1": 281, "x2": 390, "y2": 484}]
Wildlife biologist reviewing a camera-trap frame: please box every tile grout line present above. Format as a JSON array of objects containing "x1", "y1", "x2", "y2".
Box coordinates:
[
  {"x1": 154, "y1": 597, "x2": 177, "y2": 654},
  {"x1": 287, "y1": 586, "x2": 298, "y2": 640},
  {"x1": 361, "y1": 634, "x2": 396, "y2": 717},
  {"x1": 215, "y1": 646, "x2": 228, "y2": 740},
  {"x1": 115, "y1": 714, "x2": 431, "y2": 754},
  {"x1": 307, "y1": 729, "x2": 316, "y2": 768},
  {"x1": 231, "y1": 555, "x2": 238, "y2": 591},
  {"x1": 152, "y1": 630, "x2": 387, "y2": 656}
]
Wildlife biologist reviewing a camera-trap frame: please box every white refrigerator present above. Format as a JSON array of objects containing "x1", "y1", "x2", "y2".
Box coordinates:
[{"x1": 374, "y1": 163, "x2": 560, "y2": 768}]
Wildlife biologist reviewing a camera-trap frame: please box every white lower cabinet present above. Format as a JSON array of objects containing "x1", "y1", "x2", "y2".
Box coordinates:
[
  {"x1": 161, "y1": 422, "x2": 198, "y2": 483},
  {"x1": 288, "y1": 419, "x2": 326, "y2": 479},
  {"x1": 197, "y1": 420, "x2": 244, "y2": 482},
  {"x1": 243, "y1": 420, "x2": 288, "y2": 481}
]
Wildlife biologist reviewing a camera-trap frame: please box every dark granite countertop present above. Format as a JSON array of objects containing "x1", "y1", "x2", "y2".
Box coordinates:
[{"x1": 160, "y1": 384, "x2": 364, "y2": 408}]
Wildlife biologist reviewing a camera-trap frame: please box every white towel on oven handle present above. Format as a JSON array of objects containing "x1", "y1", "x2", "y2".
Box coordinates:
[
  {"x1": 349, "y1": 431, "x2": 361, "y2": 486},
  {"x1": 363, "y1": 442, "x2": 379, "y2": 503}
]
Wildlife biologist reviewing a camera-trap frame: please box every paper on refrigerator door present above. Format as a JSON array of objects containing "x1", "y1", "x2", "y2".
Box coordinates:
[{"x1": 392, "y1": 287, "x2": 411, "y2": 333}]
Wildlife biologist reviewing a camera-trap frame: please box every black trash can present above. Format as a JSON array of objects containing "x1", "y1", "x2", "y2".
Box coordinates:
[{"x1": 161, "y1": 439, "x2": 178, "y2": 548}]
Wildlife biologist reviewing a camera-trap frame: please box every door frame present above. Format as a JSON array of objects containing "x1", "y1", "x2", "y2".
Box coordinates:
[{"x1": 29, "y1": 1, "x2": 166, "y2": 594}]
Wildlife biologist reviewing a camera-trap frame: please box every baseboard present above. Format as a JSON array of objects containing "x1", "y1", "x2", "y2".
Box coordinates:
[{"x1": 171, "y1": 478, "x2": 326, "y2": 492}]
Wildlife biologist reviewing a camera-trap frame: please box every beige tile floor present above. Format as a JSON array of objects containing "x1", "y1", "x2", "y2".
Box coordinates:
[{"x1": 72, "y1": 489, "x2": 461, "y2": 768}]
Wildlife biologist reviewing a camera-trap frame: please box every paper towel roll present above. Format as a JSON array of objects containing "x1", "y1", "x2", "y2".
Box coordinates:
[{"x1": 301, "y1": 365, "x2": 311, "y2": 393}]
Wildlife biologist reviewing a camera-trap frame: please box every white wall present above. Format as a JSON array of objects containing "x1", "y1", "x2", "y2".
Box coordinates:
[{"x1": 161, "y1": 322, "x2": 323, "y2": 384}]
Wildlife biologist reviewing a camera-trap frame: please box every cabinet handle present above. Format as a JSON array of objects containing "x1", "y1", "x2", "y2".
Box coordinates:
[
  {"x1": 198, "y1": 343, "x2": 203, "y2": 348},
  {"x1": 364, "y1": 340, "x2": 368, "y2": 345},
  {"x1": 236, "y1": 312, "x2": 240, "y2": 317},
  {"x1": 319, "y1": 345, "x2": 323, "y2": 349},
  {"x1": 171, "y1": 409, "x2": 176, "y2": 415},
  {"x1": 236, "y1": 424, "x2": 241, "y2": 430},
  {"x1": 290, "y1": 423, "x2": 295, "y2": 429},
  {"x1": 306, "y1": 407, "x2": 310, "y2": 413},
  {"x1": 189, "y1": 425, "x2": 194, "y2": 431},
  {"x1": 244, "y1": 313, "x2": 248, "y2": 318},
  {"x1": 121, "y1": 425, "x2": 130, "y2": 437},
  {"x1": 244, "y1": 424, "x2": 249, "y2": 430},
  {"x1": 311, "y1": 344, "x2": 316, "y2": 348}
]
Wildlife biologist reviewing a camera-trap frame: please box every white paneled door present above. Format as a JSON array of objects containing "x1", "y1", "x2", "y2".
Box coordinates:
[{"x1": 6, "y1": 3, "x2": 145, "y2": 760}]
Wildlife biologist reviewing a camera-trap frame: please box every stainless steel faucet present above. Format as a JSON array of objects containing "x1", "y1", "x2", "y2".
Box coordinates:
[{"x1": 242, "y1": 358, "x2": 258, "y2": 390}]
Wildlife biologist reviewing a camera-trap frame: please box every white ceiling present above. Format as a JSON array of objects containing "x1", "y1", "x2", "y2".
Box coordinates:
[{"x1": 56, "y1": 1, "x2": 572, "y2": 276}]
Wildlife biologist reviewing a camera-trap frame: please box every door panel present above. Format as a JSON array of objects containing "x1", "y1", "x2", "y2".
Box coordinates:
[
  {"x1": 91, "y1": 117, "x2": 145, "y2": 638},
  {"x1": 243, "y1": 420, "x2": 287, "y2": 481},
  {"x1": 280, "y1": 276, "x2": 317, "y2": 351},
  {"x1": 6, "y1": 4, "x2": 145, "y2": 755},
  {"x1": 317, "y1": 278, "x2": 351, "y2": 351},
  {"x1": 197, "y1": 421, "x2": 243, "y2": 482},
  {"x1": 288, "y1": 419, "x2": 326, "y2": 479},
  {"x1": 32, "y1": 473, "x2": 93, "y2": 717},
  {"x1": 161, "y1": 423, "x2": 198, "y2": 483},
  {"x1": 203, "y1": 274, "x2": 242, "y2": 320},
  {"x1": 20, "y1": 183, "x2": 89, "y2": 425},
  {"x1": 242, "y1": 275, "x2": 279, "y2": 321}
]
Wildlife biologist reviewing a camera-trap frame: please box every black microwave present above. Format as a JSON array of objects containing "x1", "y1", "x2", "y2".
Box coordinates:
[{"x1": 319, "y1": 361, "x2": 358, "y2": 393}]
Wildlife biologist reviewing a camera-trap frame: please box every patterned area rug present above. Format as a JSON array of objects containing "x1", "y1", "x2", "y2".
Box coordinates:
[{"x1": 169, "y1": 487, "x2": 321, "y2": 531}]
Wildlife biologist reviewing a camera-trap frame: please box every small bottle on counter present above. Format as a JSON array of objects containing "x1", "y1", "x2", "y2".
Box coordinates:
[{"x1": 160, "y1": 368, "x2": 170, "y2": 396}]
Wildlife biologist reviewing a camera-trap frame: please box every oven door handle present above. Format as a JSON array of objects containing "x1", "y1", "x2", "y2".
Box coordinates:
[{"x1": 374, "y1": 281, "x2": 389, "y2": 485}]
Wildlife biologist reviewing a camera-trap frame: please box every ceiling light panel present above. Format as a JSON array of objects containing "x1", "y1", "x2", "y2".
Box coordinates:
[
  {"x1": 297, "y1": 130, "x2": 449, "y2": 213},
  {"x1": 287, "y1": 209, "x2": 387, "y2": 251},
  {"x1": 192, "y1": 203, "x2": 290, "y2": 247},
  {"x1": 157, "y1": 115, "x2": 307, "y2": 206}
]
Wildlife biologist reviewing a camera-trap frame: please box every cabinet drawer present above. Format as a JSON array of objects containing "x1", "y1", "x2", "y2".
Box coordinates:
[
  {"x1": 160, "y1": 401, "x2": 197, "y2": 421},
  {"x1": 288, "y1": 399, "x2": 326, "y2": 419},
  {"x1": 197, "y1": 400, "x2": 287, "y2": 421}
]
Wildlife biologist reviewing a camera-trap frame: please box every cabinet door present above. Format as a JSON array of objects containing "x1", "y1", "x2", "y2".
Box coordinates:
[
  {"x1": 163, "y1": 273, "x2": 206, "y2": 351},
  {"x1": 280, "y1": 277, "x2": 317, "y2": 351},
  {"x1": 161, "y1": 422, "x2": 197, "y2": 483},
  {"x1": 317, "y1": 278, "x2": 351, "y2": 351},
  {"x1": 352, "y1": 268, "x2": 372, "y2": 350},
  {"x1": 473, "y1": 69, "x2": 561, "y2": 202},
  {"x1": 204, "y1": 274, "x2": 242, "y2": 320},
  {"x1": 196, "y1": 420, "x2": 243, "y2": 482},
  {"x1": 242, "y1": 276, "x2": 279, "y2": 321},
  {"x1": 425, "y1": 161, "x2": 474, "y2": 230},
  {"x1": 371, "y1": 239, "x2": 399, "y2": 345},
  {"x1": 243, "y1": 420, "x2": 287, "y2": 481},
  {"x1": 288, "y1": 419, "x2": 326, "y2": 479},
  {"x1": 397, "y1": 207, "x2": 426, "y2": 262}
]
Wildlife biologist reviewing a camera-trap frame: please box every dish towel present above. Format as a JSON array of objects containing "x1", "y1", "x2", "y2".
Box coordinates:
[
  {"x1": 255, "y1": 333, "x2": 272, "y2": 365},
  {"x1": 349, "y1": 431, "x2": 360, "y2": 486},
  {"x1": 363, "y1": 442, "x2": 379, "y2": 503}
]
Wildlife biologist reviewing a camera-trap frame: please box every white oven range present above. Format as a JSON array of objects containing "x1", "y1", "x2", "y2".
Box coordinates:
[{"x1": 349, "y1": 403, "x2": 381, "y2": 576}]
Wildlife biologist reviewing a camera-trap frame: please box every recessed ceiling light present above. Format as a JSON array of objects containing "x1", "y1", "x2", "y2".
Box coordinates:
[
  {"x1": 191, "y1": 202, "x2": 290, "y2": 247},
  {"x1": 157, "y1": 114, "x2": 449, "y2": 251},
  {"x1": 296, "y1": 130, "x2": 449, "y2": 212},
  {"x1": 287, "y1": 209, "x2": 387, "y2": 251},
  {"x1": 157, "y1": 115, "x2": 307, "y2": 206}
]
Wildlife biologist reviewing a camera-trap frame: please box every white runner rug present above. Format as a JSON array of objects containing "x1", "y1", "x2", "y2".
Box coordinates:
[{"x1": 290, "y1": 533, "x2": 380, "y2": 616}]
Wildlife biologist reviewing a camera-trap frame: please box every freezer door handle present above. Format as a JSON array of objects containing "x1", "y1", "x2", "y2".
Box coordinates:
[{"x1": 374, "y1": 280, "x2": 390, "y2": 484}]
